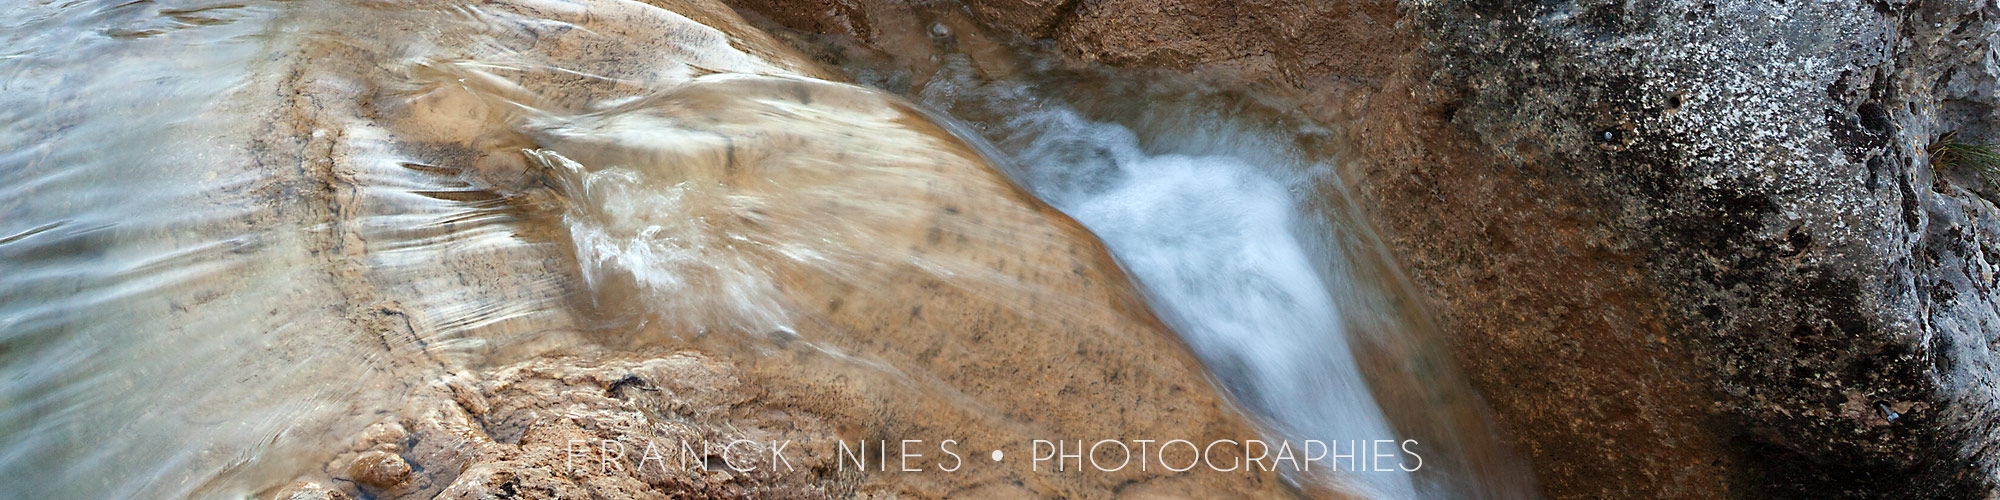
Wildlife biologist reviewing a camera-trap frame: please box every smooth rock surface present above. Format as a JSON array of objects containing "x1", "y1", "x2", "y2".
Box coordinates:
[{"x1": 244, "y1": 0, "x2": 1307, "y2": 498}]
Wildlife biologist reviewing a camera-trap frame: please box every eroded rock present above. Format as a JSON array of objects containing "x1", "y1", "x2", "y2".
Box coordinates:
[{"x1": 321, "y1": 353, "x2": 848, "y2": 500}]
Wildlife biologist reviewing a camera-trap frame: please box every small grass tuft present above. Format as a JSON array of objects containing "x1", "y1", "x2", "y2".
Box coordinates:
[{"x1": 1929, "y1": 133, "x2": 2000, "y2": 183}]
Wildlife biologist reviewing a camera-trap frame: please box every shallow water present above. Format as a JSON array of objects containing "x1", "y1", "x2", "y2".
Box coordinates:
[
  {"x1": 0, "y1": 0, "x2": 810, "y2": 496},
  {"x1": 2, "y1": 0, "x2": 1532, "y2": 498}
]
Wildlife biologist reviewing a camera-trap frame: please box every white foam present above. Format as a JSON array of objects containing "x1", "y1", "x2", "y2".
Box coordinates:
[{"x1": 1004, "y1": 106, "x2": 1419, "y2": 498}]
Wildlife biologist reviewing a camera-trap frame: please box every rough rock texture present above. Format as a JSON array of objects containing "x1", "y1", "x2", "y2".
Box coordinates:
[
  {"x1": 1409, "y1": 0, "x2": 2000, "y2": 497},
  {"x1": 727, "y1": 0, "x2": 2000, "y2": 498},
  {"x1": 269, "y1": 482, "x2": 351, "y2": 500},
  {"x1": 725, "y1": 0, "x2": 875, "y2": 39},
  {"x1": 312, "y1": 345, "x2": 1309, "y2": 500},
  {"x1": 317, "y1": 353, "x2": 856, "y2": 499}
]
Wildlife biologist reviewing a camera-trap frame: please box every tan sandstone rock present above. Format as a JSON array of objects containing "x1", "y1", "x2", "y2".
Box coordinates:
[{"x1": 236, "y1": 0, "x2": 1309, "y2": 498}]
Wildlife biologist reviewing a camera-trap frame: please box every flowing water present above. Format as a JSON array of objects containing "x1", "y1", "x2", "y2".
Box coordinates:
[
  {"x1": 997, "y1": 106, "x2": 1416, "y2": 497},
  {"x1": 0, "y1": 0, "x2": 1533, "y2": 498},
  {"x1": 822, "y1": 12, "x2": 1539, "y2": 497},
  {"x1": 1009, "y1": 111, "x2": 1421, "y2": 497}
]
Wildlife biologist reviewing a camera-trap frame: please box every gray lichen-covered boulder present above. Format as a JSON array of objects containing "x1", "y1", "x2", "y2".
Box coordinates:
[{"x1": 1411, "y1": 0, "x2": 2000, "y2": 497}]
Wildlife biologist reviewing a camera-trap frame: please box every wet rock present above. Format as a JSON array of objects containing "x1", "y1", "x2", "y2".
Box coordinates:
[
  {"x1": 726, "y1": 0, "x2": 873, "y2": 38},
  {"x1": 325, "y1": 348, "x2": 1302, "y2": 500},
  {"x1": 347, "y1": 451, "x2": 411, "y2": 489},
  {"x1": 977, "y1": 0, "x2": 1407, "y2": 89},
  {"x1": 348, "y1": 353, "x2": 846, "y2": 499},
  {"x1": 961, "y1": 0, "x2": 1072, "y2": 38},
  {"x1": 269, "y1": 482, "x2": 351, "y2": 500}
]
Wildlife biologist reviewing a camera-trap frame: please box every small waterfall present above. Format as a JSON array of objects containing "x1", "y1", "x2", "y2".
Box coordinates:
[
  {"x1": 1000, "y1": 106, "x2": 1416, "y2": 497},
  {"x1": 879, "y1": 33, "x2": 1539, "y2": 496}
]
